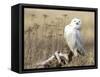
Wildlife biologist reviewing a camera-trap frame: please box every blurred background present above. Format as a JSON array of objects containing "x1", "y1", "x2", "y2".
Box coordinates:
[{"x1": 24, "y1": 8, "x2": 95, "y2": 69}]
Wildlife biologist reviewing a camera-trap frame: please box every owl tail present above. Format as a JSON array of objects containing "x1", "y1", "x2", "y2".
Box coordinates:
[{"x1": 77, "y1": 47, "x2": 85, "y2": 56}]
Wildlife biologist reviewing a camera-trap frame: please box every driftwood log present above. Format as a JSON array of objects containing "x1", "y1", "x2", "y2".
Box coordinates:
[{"x1": 36, "y1": 51, "x2": 69, "y2": 68}]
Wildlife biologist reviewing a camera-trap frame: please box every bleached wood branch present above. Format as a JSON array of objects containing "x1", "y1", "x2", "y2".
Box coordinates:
[
  {"x1": 54, "y1": 51, "x2": 61, "y2": 63},
  {"x1": 59, "y1": 52, "x2": 69, "y2": 64},
  {"x1": 35, "y1": 55, "x2": 55, "y2": 67},
  {"x1": 39, "y1": 55, "x2": 55, "y2": 65},
  {"x1": 36, "y1": 51, "x2": 69, "y2": 68}
]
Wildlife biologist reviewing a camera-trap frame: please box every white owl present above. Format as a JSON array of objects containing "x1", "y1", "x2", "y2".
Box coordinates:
[{"x1": 64, "y1": 18, "x2": 85, "y2": 56}]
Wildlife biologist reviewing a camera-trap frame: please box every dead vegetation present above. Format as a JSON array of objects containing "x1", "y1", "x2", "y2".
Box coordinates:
[{"x1": 24, "y1": 8, "x2": 95, "y2": 69}]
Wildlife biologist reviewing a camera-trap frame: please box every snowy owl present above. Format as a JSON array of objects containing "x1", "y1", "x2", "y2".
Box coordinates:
[{"x1": 64, "y1": 18, "x2": 85, "y2": 56}]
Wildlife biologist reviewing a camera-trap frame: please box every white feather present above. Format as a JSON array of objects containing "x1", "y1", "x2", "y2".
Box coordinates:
[{"x1": 64, "y1": 18, "x2": 85, "y2": 56}]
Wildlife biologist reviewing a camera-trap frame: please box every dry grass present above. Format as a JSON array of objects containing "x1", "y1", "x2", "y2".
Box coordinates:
[{"x1": 24, "y1": 8, "x2": 95, "y2": 69}]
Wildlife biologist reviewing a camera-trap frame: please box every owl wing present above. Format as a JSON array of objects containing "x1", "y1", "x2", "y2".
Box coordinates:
[
  {"x1": 64, "y1": 25, "x2": 76, "y2": 52},
  {"x1": 75, "y1": 30, "x2": 85, "y2": 56}
]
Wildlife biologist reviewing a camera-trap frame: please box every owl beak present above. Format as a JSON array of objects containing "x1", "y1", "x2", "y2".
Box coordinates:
[{"x1": 76, "y1": 22, "x2": 79, "y2": 25}]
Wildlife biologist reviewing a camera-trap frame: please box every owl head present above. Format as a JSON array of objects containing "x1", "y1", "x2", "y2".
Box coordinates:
[{"x1": 70, "y1": 18, "x2": 81, "y2": 30}]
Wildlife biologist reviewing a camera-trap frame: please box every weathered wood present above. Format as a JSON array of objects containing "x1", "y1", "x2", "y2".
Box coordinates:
[{"x1": 36, "y1": 51, "x2": 69, "y2": 68}]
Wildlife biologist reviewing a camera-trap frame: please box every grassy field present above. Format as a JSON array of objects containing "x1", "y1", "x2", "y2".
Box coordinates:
[{"x1": 24, "y1": 8, "x2": 95, "y2": 69}]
